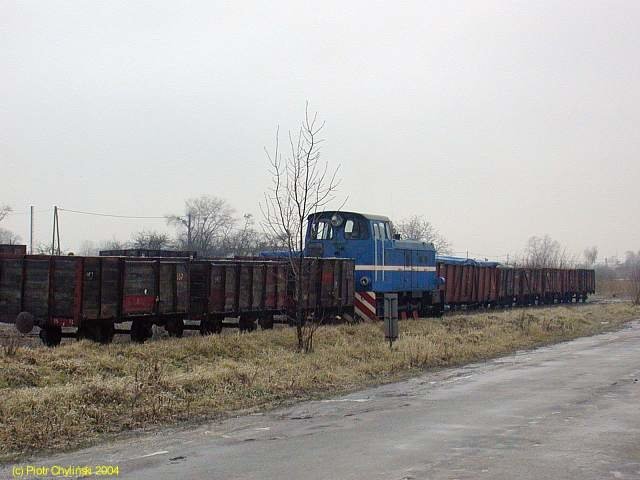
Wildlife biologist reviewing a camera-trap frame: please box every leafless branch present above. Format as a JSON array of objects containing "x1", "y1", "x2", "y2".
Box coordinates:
[{"x1": 260, "y1": 102, "x2": 342, "y2": 352}]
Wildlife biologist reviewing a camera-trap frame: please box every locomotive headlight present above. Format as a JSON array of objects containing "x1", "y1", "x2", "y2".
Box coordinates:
[
  {"x1": 330, "y1": 214, "x2": 343, "y2": 227},
  {"x1": 360, "y1": 276, "x2": 370, "y2": 287}
]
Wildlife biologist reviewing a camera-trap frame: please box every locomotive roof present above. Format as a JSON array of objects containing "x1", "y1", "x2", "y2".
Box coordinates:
[{"x1": 309, "y1": 211, "x2": 391, "y2": 222}]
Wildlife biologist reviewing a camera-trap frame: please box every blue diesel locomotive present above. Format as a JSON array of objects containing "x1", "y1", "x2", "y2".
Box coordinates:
[{"x1": 304, "y1": 211, "x2": 444, "y2": 321}]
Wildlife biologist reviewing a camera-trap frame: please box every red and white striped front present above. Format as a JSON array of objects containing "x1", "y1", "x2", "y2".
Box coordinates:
[{"x1": 354, "y1": 291, "x2": 377, "y2": 322}]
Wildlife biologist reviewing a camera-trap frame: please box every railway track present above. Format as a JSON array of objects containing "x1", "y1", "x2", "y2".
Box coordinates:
[{"x1": 0, "y1": 299, "x2": 613, "y2": 346}]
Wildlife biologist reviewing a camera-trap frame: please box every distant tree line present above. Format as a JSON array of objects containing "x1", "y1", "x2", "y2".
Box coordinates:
[
  {"x1": 0, "y1": 204, "x2": 21, "y2": 245},
  {"x1": 393, "y1": 215, "x2": 452, "y2": 254},
  {"x1": 518, "y1": 235, "x2": 577, "y2": 268}
]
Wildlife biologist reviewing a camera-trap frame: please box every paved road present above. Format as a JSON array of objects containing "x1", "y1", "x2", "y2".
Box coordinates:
[{"x1": 5, "y1": 322, "x2": 640, "y2": 480}]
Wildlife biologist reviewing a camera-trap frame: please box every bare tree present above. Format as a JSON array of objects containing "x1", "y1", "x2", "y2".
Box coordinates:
[
  {"x1": 131, "y1": 229, "x2": 172, "y2": 250},
  {"x1": 99, "y1": 238, "x2": 129, "y2": 251},
  {"x1": 261, "y1": 103, "x2": 341, "y2": 352},
  {"x1": 624, "y1": 250, "x2": 640, "y2": 270},
  {"x1": 167, "y1": 195, "x2": 236, "y2": 257},
  {"x1": 0, "y1": 228, "x2": 21, "y2": 245},
  {"x1": 0, "y1": 205, "x2": 21, "y2": 246},
  {"x1": 520, "y1": 235, "x2": 576, "y2": 268},
  {"x1": 623, "y1": 251, "x2": 640, "y2": 304},
  {"x1": 79, "y1": 240, "x2": 98, "y2": 256},
  {"x1": 0, "y1": 205, "x2": 11, "y2": 223},
  {"x1": 35, "y1": 242, "x2": 66, "y2": 255},
  {"x1": 631, "y1": 263, "x2": 640, "y2": 305},
  {"x1": 394, "y1": 215, "x2": 451, "y2": 254},
  {"x1": 226, "y1": 213, "x2": 280, "y2": 257},
  {"x1": 583, "y1": 246, "x2": 598, "y2": 267}
]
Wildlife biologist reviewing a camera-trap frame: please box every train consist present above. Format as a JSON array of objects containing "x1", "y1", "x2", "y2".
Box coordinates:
[
  {"x1": 303, "y1": 211, "x2": 595, "y2": 320},
  {"x1": 0, "y1": 210, "x2": 595, "y2": 346}
]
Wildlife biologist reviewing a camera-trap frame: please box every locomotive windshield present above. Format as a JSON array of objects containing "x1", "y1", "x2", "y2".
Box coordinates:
[
  {"x1": 310, "y1": 218, "x2": 334, "y2": 240},
  {"x1": 309, "y1": 213, "x2": 370, "y2": 241}
]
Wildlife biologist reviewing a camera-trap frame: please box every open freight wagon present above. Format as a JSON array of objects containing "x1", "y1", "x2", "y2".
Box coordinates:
[
  {"x1": 0, "y1": 252, "x2": 354, "y2": 346},
  {"x1": 437, "y1": 256, "x2": 595, "y2": 309},
  {"x1": 436, "y1": 257, "x2": 500, "y2": 307}
]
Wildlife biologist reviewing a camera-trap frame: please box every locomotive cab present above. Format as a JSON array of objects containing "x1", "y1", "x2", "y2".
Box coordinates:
[{"x1": 304, "y1": 211, "x2": 442, "y2": 319}]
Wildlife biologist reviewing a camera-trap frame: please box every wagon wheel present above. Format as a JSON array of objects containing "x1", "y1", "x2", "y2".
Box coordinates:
[
  {"x1": 200, "y1": 317, "x2": 223, "y2": 335},
  {"x1": 98, "y1": 324, "x2": 114, "y2": 344},
  {"x1": 39, "y1": 325, "x2": 62, "y2": 347},
  {"x1": 166, "y1": 318, "x2": 184, "y2": 338},
  {"x1": 130, "y1": 320, "x2": 152, "y2": 343},
  {"x1": 15, "y1": 312, "x2": 34, "y2": 334},
  {"x1": 76, "y1": 324, "x2": 93, "y2": 342},
  {"x1": 258, "y1": 315, "x2": 274, "y2": 330},
  {"x1": 238, "y1": 316, "x2": 257, "y2": 332}
]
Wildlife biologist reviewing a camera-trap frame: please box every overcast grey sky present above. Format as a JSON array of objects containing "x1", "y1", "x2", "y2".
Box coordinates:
[{"x1": 1, "y1": 0, "x2": 638, "y2": 260}]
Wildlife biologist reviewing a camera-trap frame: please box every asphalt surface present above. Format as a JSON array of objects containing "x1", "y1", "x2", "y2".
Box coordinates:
[{"x1": 5, "y1": 321, "x2": 640, "y2": 480}]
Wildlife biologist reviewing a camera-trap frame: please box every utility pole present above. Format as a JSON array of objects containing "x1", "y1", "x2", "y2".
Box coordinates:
[
  {"x1": 51, "y1": 206, "x2": 56, "y2": 254},
  {"x1": 56, "y1": 207, "x2": 60, "y2": 255},
  {"x1": 29, "y1": 205, "x2": 34, "y2": 254},
  {"x1": 51, "y1": 206, "x2": 60, "y2": 255}
]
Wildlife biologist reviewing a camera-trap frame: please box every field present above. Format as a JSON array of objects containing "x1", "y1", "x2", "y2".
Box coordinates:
[
  {"x1": 1, "y1": 302, "x2": 639, "y2": 462},
  {"x1": 596, "y1": 278, "x2": 635, "y2": 299}
]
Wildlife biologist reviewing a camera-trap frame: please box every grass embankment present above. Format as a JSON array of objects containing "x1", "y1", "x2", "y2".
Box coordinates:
[{"x1": 1, "y1": 302, "x2": 638, "y2": 461}]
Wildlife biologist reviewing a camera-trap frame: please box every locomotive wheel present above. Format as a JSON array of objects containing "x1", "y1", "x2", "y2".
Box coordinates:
[
  {"x1": 131, "y1": 320, "x2": 153, "y2": 343},
  {"x1": 166, "y1": 318, "x2": 184, "y2": 338},
  {"x1": 40, "y1": 326, "x2": 62, "y2": 347},
  {"x1": 200, "y1": 317, "x2": 223, "y2": 335},
  {"x1": 258, "y1": 316, "x2": 274, "y2": 330}
]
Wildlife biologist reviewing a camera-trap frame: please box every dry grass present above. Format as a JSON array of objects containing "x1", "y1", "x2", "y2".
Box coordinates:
[{"x1": 0, "y1": 302, "x2": 638, "y2": 462}]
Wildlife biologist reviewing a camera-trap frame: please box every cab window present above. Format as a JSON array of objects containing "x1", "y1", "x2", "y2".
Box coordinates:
[
  {"x1": 384, "y1": 222, "x2": 392, "y2": 240},
  {"x1": 373, "y1": 221, "x2": 389, "y2": 240},
  {"x1": 373, "y1": 222, "x2": 382, "y2": 239},
  {"x1": 311, "y1": 219, "x2": 333, "y2": 240},
  {"x1": 344, "y1": 218, "x2": 368, "y2": 240}
]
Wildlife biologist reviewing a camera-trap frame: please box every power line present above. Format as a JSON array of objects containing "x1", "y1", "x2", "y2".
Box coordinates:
[{"x1": 57, "y1": 208, "x2": 167, "y2": 220}]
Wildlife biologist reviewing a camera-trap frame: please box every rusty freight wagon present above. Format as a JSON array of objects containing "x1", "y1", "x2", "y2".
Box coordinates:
[
  {"x1": 188, "y1": 257, "x2": 354, "y2": 333},
  {"x1": 438, "y1": 256, "x2": 596, "y2": 308},
  {"x1": 187, "y1": 258, "x2": 290, "y2": 334},
  {"x1": 499, "y1": 267, "x2": 595, "y2": 306},
  {"x1": 0, "y1": 251, "x2": 355, "y2": 346},
  {"x1": 0, "y1": 254, "x2": 192, "y2": 345},
  {"x1": 436, "y1": 256, "x2": 500, "y2": 307}
]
